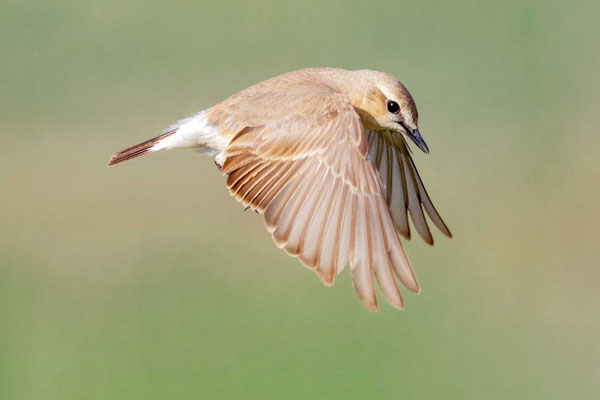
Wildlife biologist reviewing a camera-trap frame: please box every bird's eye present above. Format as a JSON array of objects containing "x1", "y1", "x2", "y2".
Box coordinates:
[{"x1": 387, "y1": 100, "x2": 400, "y2": 114}]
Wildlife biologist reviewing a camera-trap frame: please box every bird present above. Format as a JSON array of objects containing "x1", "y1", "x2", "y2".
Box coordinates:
[{"x1": 107, "y1": 68, "x2": 451, "y2": 310}]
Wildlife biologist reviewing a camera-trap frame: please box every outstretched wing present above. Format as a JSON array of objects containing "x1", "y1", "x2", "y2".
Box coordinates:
[
  {"x1": 366, "y1": 130, "x2": 451, "y2": 245},
  {"x1": 220, "y1": 89, "x2": 418, "y2": 310}
]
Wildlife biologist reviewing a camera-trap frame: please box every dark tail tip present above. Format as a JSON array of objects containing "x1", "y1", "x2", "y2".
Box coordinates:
[{"x1": 106, "y1": 129, "x2": 176, "y2": 167}]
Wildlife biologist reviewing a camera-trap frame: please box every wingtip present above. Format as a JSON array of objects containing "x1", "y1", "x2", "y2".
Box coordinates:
[
  {"x1": 359, "y1": 296, "x2": 378, "y2": 311},
  {"x1": 389, "y1": 296, "x2": 405, "y2": 310},
  {"x1": 318, "y1": 272, "x2": 335, "y2": 287},
  {"x1": 410, "y1": 283, "x2": 421, "y2": 295}
]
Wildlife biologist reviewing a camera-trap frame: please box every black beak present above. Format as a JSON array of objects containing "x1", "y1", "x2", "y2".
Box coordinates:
[
  {"x1": 408, "y1": 128, "x2": 429, "y2": 154},
  {"x1": 399, "y1": 123, "x2": 429, "y2": 154}
]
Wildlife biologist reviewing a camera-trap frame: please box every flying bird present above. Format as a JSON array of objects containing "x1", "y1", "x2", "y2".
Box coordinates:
[{"x1": 108, "y1": 68, "x2": 451, "y2": 310}]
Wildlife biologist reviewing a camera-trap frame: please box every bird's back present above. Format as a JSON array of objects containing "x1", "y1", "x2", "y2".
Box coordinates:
[{"x1": 205, "y1": 68, "x2": 355, "y2": 138}]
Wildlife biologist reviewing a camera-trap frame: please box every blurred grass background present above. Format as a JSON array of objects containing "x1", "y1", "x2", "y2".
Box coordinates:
[{"x1": 1, "y1": 0, "x2": 599, "y2": 398}]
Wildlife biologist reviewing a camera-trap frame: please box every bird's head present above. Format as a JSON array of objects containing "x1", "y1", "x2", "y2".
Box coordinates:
[{"x1": 347, "y1": 70, "x2": 429, "y2": 154}]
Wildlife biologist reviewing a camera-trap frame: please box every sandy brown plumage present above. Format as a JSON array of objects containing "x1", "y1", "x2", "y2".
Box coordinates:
[{"x1": 107, "y1": 68, "x2": 451, "y2": 310}]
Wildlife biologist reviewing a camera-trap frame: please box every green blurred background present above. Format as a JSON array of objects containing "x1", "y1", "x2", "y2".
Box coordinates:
[{"x1": 1, "y1": 1, "x2": 599, "y2": 398}]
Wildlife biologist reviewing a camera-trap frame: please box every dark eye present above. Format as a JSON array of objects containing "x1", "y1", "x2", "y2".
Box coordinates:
[{"x1": 387, "y1": 100, "x2": 400, "y2": 114}]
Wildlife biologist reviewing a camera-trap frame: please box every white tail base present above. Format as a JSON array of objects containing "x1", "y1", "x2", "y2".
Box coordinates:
[{"x1": 151, "y1": 110, "x2": 228, "y2": 155}]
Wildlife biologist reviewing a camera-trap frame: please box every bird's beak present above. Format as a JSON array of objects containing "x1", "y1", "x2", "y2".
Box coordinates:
[
  {"x1": 399, "y1": 123, "x2": 429, "y2": 154},
  {"x1": 398, "y1": 121, "x2": 429, "y2": 153},
  {"x1": 408, "y1": 128, "x2": 429, "y2": 154}
]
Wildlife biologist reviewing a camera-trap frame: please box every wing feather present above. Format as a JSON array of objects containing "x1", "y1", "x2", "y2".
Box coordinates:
[
  {"x1": 367, "y1": 130, "x2": 451, "y2": 244},
  {"x1": 300, "y1": 170, "x2": 338, "y2": 269},
  {"x1": 401, "y1": 149, "x2": 434, "y2": 245},
  {"x1": 315, "y1": 175, "x2": 343, "y2": 284},
  {"x1": 220, "y1": 92, "x2": 421, "y2": 310},
  {"x1": 368, "y1": 196, "x2": 404, "y2": 309}
]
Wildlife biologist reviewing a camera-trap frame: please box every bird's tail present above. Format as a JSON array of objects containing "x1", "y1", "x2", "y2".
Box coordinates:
[
  {"x1": 107, "y1": 110, "x2": 227, "y2": 167},
  {"x1": 107, "y1": 129, "x2": 177, "y2": 166}
]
